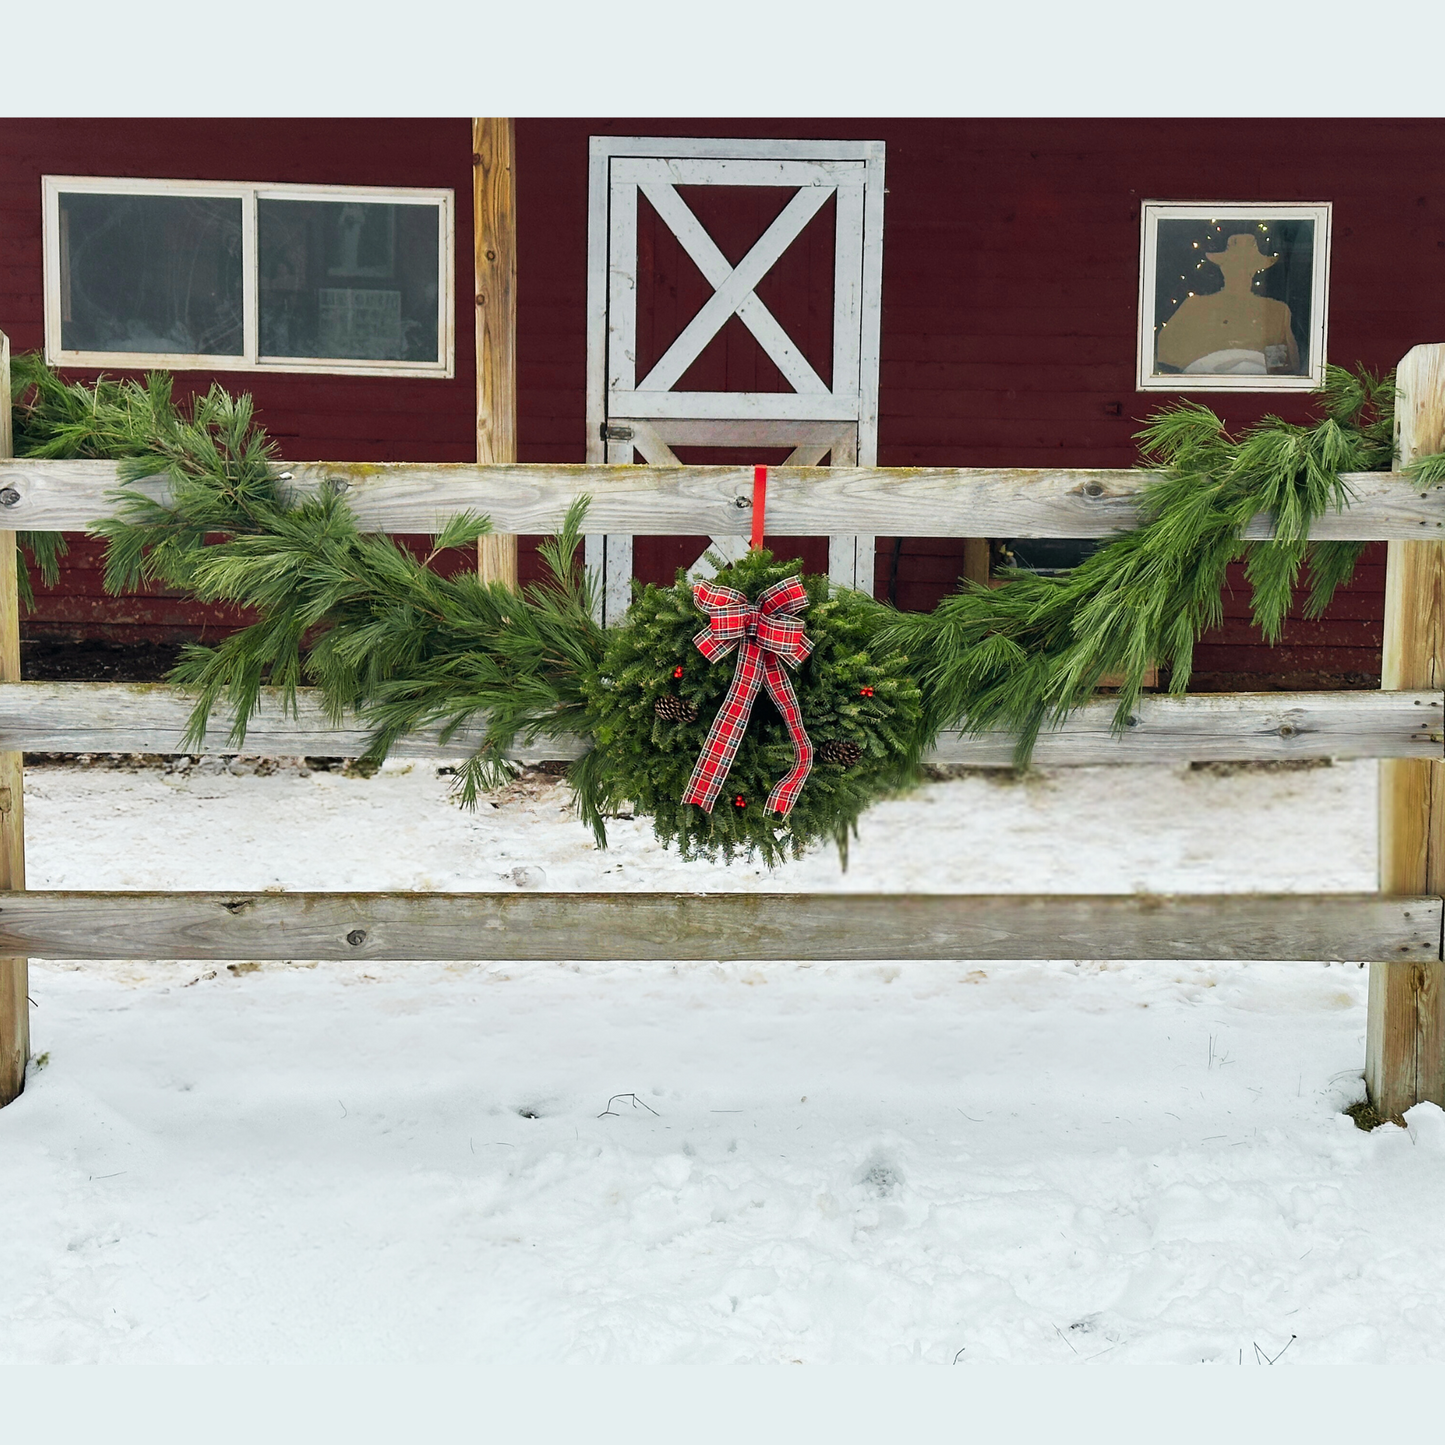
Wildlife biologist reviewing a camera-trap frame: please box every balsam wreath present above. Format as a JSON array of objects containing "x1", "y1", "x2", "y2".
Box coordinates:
[{"x1": 577, "y1": 549, "x2": 926, "y2": 866}]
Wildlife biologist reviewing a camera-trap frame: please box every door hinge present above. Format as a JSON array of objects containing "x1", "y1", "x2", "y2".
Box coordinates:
[{"x1": 600, "y1": 422, "x2": 635, "y2": 442}]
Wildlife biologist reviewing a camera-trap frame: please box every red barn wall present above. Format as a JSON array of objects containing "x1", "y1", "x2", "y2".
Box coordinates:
[
  {"x1": 4, "y1": 117, "x2": 1443, "y2": 686},
  {"x1": 0, "y1": 118, "x2": 478, "y2": 645},
  {"x1": 515, "y1": 118, "x2": 1443, "y2": 687}
]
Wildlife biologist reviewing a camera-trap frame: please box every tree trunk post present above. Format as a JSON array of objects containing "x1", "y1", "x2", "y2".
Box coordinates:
[
  {"x1": 473, "y1": 117, "x2": 519, "y2": 589},
  {"x1": 0, "y1": 331, "x2": 29, "y2": 1108},
  {"x1": 1368, "y1": 343, "x2": 1445, "y2": 1119}
]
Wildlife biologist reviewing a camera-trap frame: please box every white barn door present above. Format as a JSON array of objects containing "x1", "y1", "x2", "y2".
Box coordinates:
[{"x1": 585, "y1": 135, "x2": 885, "y2": 623}]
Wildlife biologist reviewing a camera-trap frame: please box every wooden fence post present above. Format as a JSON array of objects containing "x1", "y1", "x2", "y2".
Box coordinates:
[
  {"x1": 473, "y1": 117, "x2": 519, "y2": 589},
  {"x1": 0, "y1": 331, "x2": 29, "y2": 1107},
  {"x1": 1368, "y1": 343, "x2": 1445, "y2": 1119}
]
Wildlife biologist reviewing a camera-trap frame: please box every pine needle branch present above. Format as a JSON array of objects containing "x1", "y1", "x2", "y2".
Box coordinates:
[{"x1": 886, "y1": 362, "x2": 1415, "y2": 761}]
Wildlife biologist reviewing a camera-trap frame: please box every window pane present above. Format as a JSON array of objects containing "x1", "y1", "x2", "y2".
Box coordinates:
[
  {"x1": 1151, "y1": 217, "x2": 1315, "y2": 378},
  {"x1": 58, "y1": 192, "x2": 244, "y2": 356},
  {"x1": 258, "y1": 199, "x2": 441, "y2": 363},
  {"x1": 999, "y1": 538, "x2": 1101, "y2": 576}
]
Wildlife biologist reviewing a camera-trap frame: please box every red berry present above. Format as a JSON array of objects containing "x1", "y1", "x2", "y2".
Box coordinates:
[
  {"x1": 860, "y1": 685, "x2": 874, "y2": 697},
  {"x1": 673, "y1": 666, "x2": 684, "y2": 678},
  {"x1": 734, "y1": 795, "x2": 746, "y2": 808}
]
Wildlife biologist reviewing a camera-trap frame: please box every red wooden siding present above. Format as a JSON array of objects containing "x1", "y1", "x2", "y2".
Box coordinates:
[
  {"x1": 1187, "y1": 545, "x2": 1388, "y2": 691},
  {"x1": 514, "y1": 118, "x2": 1444, "y2": 685},
  {"x1": 4, "y1": 117, "x2": 1444, "y2": 689}
]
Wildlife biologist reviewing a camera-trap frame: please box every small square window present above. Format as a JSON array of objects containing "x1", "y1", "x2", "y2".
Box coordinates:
[
  {"x1": 1137, "y1": 202, "x2": 1331, "y2": 391},
  {"x1": 43, "y1": 177, "x2": 454, "y2": 378}
]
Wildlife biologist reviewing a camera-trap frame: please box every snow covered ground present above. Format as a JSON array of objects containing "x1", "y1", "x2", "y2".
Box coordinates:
[{"x1": 4, "y1": 754, "x2": 1445, "y2": 1365}]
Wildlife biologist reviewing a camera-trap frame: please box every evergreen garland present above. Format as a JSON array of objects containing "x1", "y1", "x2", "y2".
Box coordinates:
[
  {"x1": 9, "y1": 359, "x2": 595, "y2": 804},
  {"x1": 884, "y1": 366, "x2": 1400, "y2": 760},
  {"x1": 8, "y1": 353, "x2": 1443, "y2": 866},
  {"x1": 578, "y1": 550, "x2": 925, "y2": 865}
]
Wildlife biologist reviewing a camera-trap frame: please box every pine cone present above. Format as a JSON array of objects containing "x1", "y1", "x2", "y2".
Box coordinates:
[
  {"x1": 654, "y1": 694, "x2": 699, "y2": 723},
  {"x1": 817, "y1": 739, "x2": 862, "y2": 767}
]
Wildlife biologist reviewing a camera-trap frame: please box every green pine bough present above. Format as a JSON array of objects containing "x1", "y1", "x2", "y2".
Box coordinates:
[
  {"x1": 8, "y1": 355, "x2": 1440, "y2": 864},
  {"x1": 887, "y1": 365, "x2": 1401, "y2": 758}
]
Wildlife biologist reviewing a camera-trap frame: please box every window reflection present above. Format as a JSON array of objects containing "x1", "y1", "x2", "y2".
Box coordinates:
[
  {"x1": 58, "y1": 193, "x2": 244, "y2": 356},
  {"x1": 259, "y1": 199, "x2": 440, "y2": 363}
]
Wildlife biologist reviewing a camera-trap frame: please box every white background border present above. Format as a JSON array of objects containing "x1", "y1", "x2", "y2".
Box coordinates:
[{"x1": 1, "y1": 2, "x2": 1438, "y2": 116}]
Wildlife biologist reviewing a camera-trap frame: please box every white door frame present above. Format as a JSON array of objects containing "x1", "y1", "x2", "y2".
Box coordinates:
[{"x1": 585, "y1": 135, "x2": 885, "y2": 621}]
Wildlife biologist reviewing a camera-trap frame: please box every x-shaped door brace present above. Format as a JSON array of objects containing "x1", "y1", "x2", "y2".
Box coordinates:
[
  {"x1": 606, "y1": 156, "x2": 866, "y2": 423},
  {"x1": 632, "y1": 179, "x2": 834, "y2": 398}
]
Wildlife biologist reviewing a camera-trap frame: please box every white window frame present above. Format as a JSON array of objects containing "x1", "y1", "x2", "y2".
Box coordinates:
[
  {"x1": 1136, "y1": 200, "x2": 1331, "y2": 393},
  {"x1": 42, "y1": 175, "x2": 455, "y2": 379}
]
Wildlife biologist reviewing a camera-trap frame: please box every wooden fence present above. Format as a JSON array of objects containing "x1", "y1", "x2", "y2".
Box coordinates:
[{"x1": 1, "y1": 334, "x2": 1442, "y2": 1123}]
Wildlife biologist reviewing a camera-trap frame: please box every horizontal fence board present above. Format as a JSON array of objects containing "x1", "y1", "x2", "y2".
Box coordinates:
[
  {"x1": 0, "y1": 459, "x2": 1439, "y2": 539},
  {"x1": 0, "y1": 682, "x2": 582, "y2": 763},
  {"x1": 2, "y1": 683, "x2": 1440, "y2": 765},
  {"x1": 0, "y1": 890, "x2": 1436, "y2": 963},
  {"x1": 946, "y1": 689, "x2": 1444, "y2": 765}
]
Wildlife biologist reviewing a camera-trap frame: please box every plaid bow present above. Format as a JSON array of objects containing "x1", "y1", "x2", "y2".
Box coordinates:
[{"x1": 682, "y1": 576, "x2": 815, "y2": 818}]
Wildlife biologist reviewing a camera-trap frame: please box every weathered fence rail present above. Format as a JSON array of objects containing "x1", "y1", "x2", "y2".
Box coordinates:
[
  {"x1": 0, "y1": 890, "x2": 1435, "y2": 965},
  {"x1": 3, "y1": 681, "x2": 1441, "y2": 767},
  {"x1": 0, "y1": 456, "x2": 1442, "y2": 538}
]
